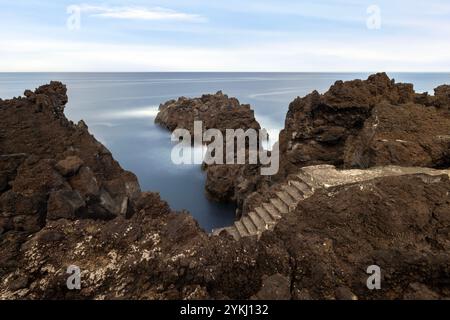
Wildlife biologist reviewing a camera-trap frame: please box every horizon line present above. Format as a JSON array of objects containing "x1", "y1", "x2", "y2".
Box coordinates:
[{"x1": 1, "y1": 71, "x2": 450, "y2": 74}]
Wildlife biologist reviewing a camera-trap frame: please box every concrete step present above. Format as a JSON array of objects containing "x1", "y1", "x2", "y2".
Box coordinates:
[
  {"x1": 291, "y1": 180, "x2": 313, "y2": 196},
  {"x1": 270, "y1": 198, "x2": 288, "y2": 214},
  {"x1": 209, "y1": 167, "x2": 338, "y2": 241},
  {"x1": 280, "y1": 187, "x2": 296, "y2": 204},
  {"x1": 242, "y1": 216, "x2": 258, "y2": 235},
  {"x1": 255, "y1": 206, "x2": 276, "y2": 225},
  {"x1": 276, "y1": 191, "x2": 296, "y2": 209},
  {"x1": 225, "y1": 226, "x2": 241, "y2": 241},
  {"x1": 235, "y1": 220, "x2": 249, "y2": 237},
  {"x1": 296, "y1": 172, "x2": 318, "y2": 189},
  {"x1": 263, "y1": 202, "x2": 283, "y2": 218},
  {"x1": 209, "y1": 165, "x2": 450, "y2": 241},
  {"x1": 283, "y1": 184, "x2": 302, "y2": 200},
  {"x1": 249, "y1": 211, "x2": 267, "y2": 231}
]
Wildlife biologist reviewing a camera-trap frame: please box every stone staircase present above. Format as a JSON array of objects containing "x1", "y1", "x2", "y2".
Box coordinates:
[{"x1": 212, "y1": 165, "x2": 450, "y2": 241}]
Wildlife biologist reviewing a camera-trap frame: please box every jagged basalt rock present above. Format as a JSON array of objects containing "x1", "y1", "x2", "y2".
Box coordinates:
[
  {"x1": 156, "y1": 92, "x2": 266, "y2": 209},
  {"x1": 344, "y1": 101, "x2": 450, "y2": 168},
  {"x1": 0, "y1": 83, "x2": 216, "y2": 299},
  {"x1": 47, "y1": 190, "x2": 85, "y2": 220},
  {"x1": 434, "y1": 85, "x2": 450, "y2": 108},
  {"x1": 279, "y1": 73, "x2": 450, "y2": 177},
  {"x1": 0, "y1": 82, "x2": 142, "y2": 232},
  {"x1": 155, "y1": 91, "x2": 260, "y2": 135},
  {"x1": 55, "y1": 156, "x2": 84, "y2": 177},
  {"x1": 68, "y1": 166, "x2": 100, "y2": 198},
  {"x1": 204, "y1": 163, "x2": 268, "y2": 213}
]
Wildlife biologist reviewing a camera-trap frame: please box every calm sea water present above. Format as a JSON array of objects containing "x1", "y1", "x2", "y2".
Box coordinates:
[{"x1": 1, "y1": 72, "x2": 449, "y2": 231}]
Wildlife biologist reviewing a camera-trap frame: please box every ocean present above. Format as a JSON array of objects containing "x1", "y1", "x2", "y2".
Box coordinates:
[{"x1": 1, "y1": 72, "x2": 449, "y2": 231}]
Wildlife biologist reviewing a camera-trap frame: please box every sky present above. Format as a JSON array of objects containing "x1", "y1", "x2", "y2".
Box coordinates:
[{"x1": 1, "y1": 0, "x2": 450, "y2": 72}]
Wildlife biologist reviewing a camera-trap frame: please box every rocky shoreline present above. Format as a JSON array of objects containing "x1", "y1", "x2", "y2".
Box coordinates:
[
  {"x1": 155, "y1": 91, "x2": 268, "y2": 212},
  {"x1": 279, "y1": 73, "x2": 450, "y2": 176},
  {"x1": 1, "y1": 74, "x2": 450, "y2": 299}
]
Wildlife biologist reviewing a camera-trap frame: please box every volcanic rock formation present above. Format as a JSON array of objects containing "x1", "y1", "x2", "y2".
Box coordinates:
[
  {"x1": 0, "y1": 82, "x2": 141, "y2": 235},
  {"x1": 155, "y1": 92, "x2": 267, "y2": 210},
  {"x1": 155, "y1": 91, "x2": 260, "y2": 135},
  {"x1": 278, "y1": 73, "x2": 450, "y2": 178}
]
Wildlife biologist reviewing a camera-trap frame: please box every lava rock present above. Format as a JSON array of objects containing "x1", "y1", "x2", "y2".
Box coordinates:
[
  {"x1": 47, "y1": 189, "x2": 85, "y2": 220},
  {"x1": 69, "y1": 166, "x2": 99, "y2": 197},
  {"x1": 278, "y1": 73, "x2": 450, "y2": 177},
  {"x1": 155, "y1": 91, "x2": 260, "y2": 135},
  {"x1": 156, "y1": 93, "x2": 265, "y2": 206},
  {"x1": 55, "y1": 156, "x2": 83, "y2": 177},
  {"x1": 252, "y1": 274, "x2": 291, "y2": 300}
]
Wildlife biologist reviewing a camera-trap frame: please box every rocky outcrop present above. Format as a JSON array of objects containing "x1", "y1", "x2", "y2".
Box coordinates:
[
  {"x1": 278, "y1": 73, "x2": 450, "y2": 177},
  {"x1": 433, "y1": 85, "x2": 450, "y2": 108},
  {"x1": 155, "y1": 92, "x2": 266, "y2": 210},
  {"x1": 203, "y1": 162, "x2": 269, "y2": 213},
  {"x1": 0, "y1": 82, "x2": 143, "y2": 233},
  {"x1": 344, "y1": 101, "x2": 450, "y2": 168},
  {"x1": 155, "y1": 91, "x2": 260, "y2": 135},
  {"x1": 0, "y1": 82, "x2": 214, "y2": 299}
]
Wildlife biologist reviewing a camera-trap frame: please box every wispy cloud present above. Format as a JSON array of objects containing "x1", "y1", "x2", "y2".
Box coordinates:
[
  {"x1": 2, "y1": 35, "x2": 450, "y2": 72},
  {"x1": 79, "y1": 4, "x2": 207, "y2": 23}
]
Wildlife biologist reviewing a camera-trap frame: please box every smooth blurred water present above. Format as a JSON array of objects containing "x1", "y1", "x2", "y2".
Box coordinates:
[{"x1": 1, "y1": 72, "x2": 449, "y2": 231}]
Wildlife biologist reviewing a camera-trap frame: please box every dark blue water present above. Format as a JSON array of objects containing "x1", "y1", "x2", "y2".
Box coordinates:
[{"x1": 1, "y1": 72, "x2": 449, "y2": 231}]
